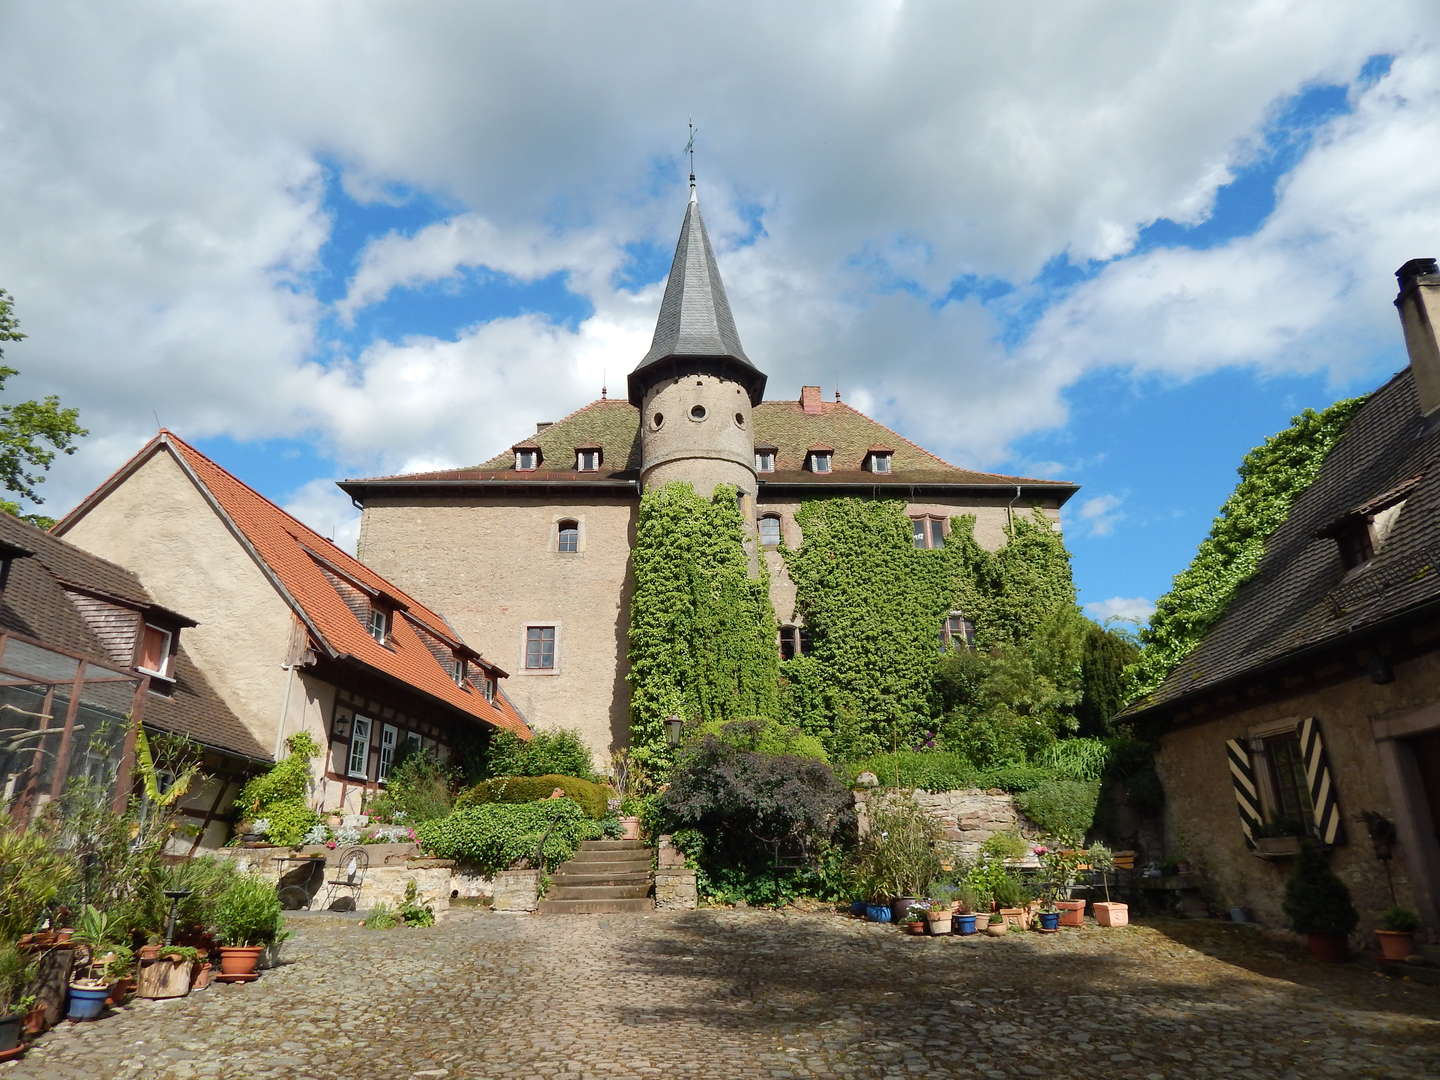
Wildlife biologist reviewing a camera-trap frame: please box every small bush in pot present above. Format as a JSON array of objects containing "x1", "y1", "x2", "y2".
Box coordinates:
[
  {"x1": 1087, "y1": 843, "x2": 1128, "y2": 927},
  {"x1": 212, "y1": 875, "x2": 285, "y2": 979},
  {"x1": 0, "y1": 944, "x2": 35, "y2": 1056},
  {"x1": 1282, "y1": 842, "x2": 1358, "y2": 962},
  {"x1": 1375, "y1": 906, "x2": 1420, "y2": 961}
]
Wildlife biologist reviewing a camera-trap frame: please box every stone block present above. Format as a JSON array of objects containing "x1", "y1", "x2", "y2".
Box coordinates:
[
  {"x1": 655, "y1": 869, "x2": 697, "y2": 910},
  {"x1": 656, "y1": 834, "x2": 687, "y2": 868},
  {"x1": 493, "y1": 869, "x2": 542, "y2": 912}
]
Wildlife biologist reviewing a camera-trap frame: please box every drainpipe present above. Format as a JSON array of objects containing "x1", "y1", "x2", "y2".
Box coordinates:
[{"x1": 1006, "y1": 485, "x2": 1022, "y2": 531}]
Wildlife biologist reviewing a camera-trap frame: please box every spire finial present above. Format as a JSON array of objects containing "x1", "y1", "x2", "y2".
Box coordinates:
[{"x1": 685, "y1": 118, "x2": 697, "y2": 200}]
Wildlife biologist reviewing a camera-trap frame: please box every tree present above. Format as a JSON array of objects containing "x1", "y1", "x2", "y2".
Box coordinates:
[
  {"x1": 0, "y1": 289, "x2": 87, "y2": 529},
  {"x1": 1076, "y1": 621, "x2": 1140, "y2": 736}
]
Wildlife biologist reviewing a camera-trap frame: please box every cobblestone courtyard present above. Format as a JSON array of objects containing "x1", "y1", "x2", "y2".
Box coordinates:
[{"x1": 9, "y1": 909, "x2": 1440, "y2": 1079}]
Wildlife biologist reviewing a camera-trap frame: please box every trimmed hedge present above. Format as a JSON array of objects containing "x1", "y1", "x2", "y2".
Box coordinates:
[
  {"x1": 1013, "y1": 779, "x2": 1101, "y2": 846},
  {"x1": 416, "y1": 800, "x2": 604, "y2": 873},
  {"x1": 455, "y1": 774, "x2": 613, "y2": 820},
  {"x1": 841, "y1": 750, "x2": 979, "y2": 792}
]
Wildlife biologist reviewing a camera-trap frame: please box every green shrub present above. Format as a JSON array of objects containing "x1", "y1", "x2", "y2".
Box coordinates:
[
  {"x1": 0, "y1": 815, "x2": 77, "y2": 941},
  {"x1": 1014, "y1": 780, "x2": 1101, "y2": 846},
  {"x1": 848, "y1": 791, "x2": 943, "y2": 900},
  {"x1": 979, "y1": 831, "x2": 1028, "y2": 861},
  {"x1": 484, "y1": 728, "x2": 597, "y2": 782},
  {"x1": 255, "y1": 798, "x2": 321, "y2": 848},
  {"x1": 455, "y1": 774, "x2": 612, "y2": 820},
  {"x1": 1034, "y1": 738, "x2": 1110, "y2": 782},
  {"x1": 398, "y1": 880, "x2": 436, "y2": 927},
  {"x1": 368, "y1": 750, "x2": 454, "y2": 824},
  {"x1": 1381, "y1": 906, "x2": 1420, "y2": 933},
  {"x1": 363, "y1": 904, "x2": 399, "y2": 930},
  {"x1": 235, "y1": 732, "x2": 321, "y2": 845},
  {"x1": 157, "y1": 856, "x2": 244, "y2": 937},
  {"x1": 213, "y1": 874, "x2": 285, "y2": 946},
  {"x1": 416, "y1": 800, "x2": 604, "y2": 873},
  {"x1": 975, "y1": 763, "x2": 1052, "y2": 792},
  {"x1": 1282, "y1": 843, "x2": 1358, "y2": 936},
  {"x1": 690, "y1": 716, "x2": 827, "y2": 762},
  {"x1": 842, "y1": 750, "x2": 979, "y2": 792}
]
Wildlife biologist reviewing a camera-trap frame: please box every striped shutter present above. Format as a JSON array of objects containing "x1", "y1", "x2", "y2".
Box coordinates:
[
  {"x1": 1225, "y1": 738, "x2": 1262, "y2": 848},
  {"x1": 1298, "y1": 716, "x2": 1345, "y2": 845}
]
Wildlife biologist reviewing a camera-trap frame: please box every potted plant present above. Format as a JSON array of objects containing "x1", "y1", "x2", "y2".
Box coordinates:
[
  {"x1": 904, "y1": 905, "x2": 928, "y2": 936},
  {"x1": 0, "y1": 944, "x2": 35, "y2": 1060},
  {"x1": 137, "y1": 944, "x2": 200, "y2": 1000},
  {"x1": 1089, "y1": 844, "x2": 1128, "y2": 927},
  {"x1": 1282, "y1": 842, "x2": 1358, "y2": 962},
  {"x1": 1037, "y1": 846, "x2": 1087, "y2": 926},
  {"x1": 1375, "y1": 906, "x2": 1420, "y2": 961},
  {"x1": 992, "y1": 870, "x2": 1029, "y2": 930},
  {"x1": 212, "y1": 875, "x2": 286, "y2": 981},
  {"x1": 984, "y1": 912, "x2": 1007, "y2": 937},
  {"x1": 925, "y1": 885, "x2": 957, "y2": 935},
  {"x1": 67, "y1": 905, "x2": 128, "y2": 1021},
  {"x1": 953, "y1": 886, "x2": 983, "y2": 936}
]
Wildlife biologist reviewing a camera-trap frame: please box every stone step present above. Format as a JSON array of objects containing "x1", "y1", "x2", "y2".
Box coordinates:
[
  {"x1": 546, "y1": 883, "x2": 651, "y2": 901},
  {"x1": 578, "y1": 839, "x2": 651, "y2": 851},
  {"x1": 536, "y1": 897, "x2": 655, "y2": 915},
  {"x1": 552, "y1": 870, "x2": 651, "y2": 886},
  {"x1": 570, "y1": 846, "x2": 653, "y2": 861},
  {"x1": 564, "y1": 857, "x2": 652, "y2": 874}
]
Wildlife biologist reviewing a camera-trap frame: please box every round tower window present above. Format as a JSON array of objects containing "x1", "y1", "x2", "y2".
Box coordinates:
[
  {"x1": 734, "y1": 412, "x2": 746, "y2": 428},
  {"x1": 651, "y1": 412, "x2": 665, "y2": 430},
  {"x1": 689, "y1": 405, "x2": 707, "y2": 422}
]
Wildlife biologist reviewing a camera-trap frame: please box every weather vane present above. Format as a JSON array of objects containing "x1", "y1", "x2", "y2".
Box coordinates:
[{"x1": 685, "y1": 118, "x2": 697, "y2": 190}]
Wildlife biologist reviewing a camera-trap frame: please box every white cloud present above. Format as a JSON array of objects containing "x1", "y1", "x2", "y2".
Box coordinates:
[
  {"x1": 1073, "y1": 493, "x2": 1127, "y2": 538},
  {"x1": 281, "y1": 478, "x2": 361, "y2": 556},
  {"x1": 1084, "y1": 596, "x2": 1157, "y2": 625}
]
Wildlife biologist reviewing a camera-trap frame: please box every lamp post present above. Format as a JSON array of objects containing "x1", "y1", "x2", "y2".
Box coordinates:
[
  {"x1": 163, "y1": 889, "x2": 192, "y2": 946},
  {"x1": 665, "y1": 715, "x2": 683, "y2": 747}
]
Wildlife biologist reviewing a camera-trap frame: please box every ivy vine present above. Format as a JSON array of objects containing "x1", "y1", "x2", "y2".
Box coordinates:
[
  {"x1": 626, "y1": 482, "x2": 779, "y2": 770},
  {"x1": 1127, "y1": 396, "x2": 1367, "y2": 702}
]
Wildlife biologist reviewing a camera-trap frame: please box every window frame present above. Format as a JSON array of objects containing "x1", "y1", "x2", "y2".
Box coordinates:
[
  {"x1": 755, "y1": 449, "x2": 776, "y2": 473},
  {"x1": 367, "y1": 606, "x2": 391, "y2": 645},
  {"x1": 523, "y1": 624, "x2": 558, "y2": 672},
  {"x1": 1337, "y1": 519, "x2": 1375, "y2": 570},
  {"x1": 452, "y1": 656, "x2": 468, "y2": 687},
  {"x1": 481, "y1": 674, "x2": 496, "y2": 702},
  {"x1": 136, "y1": 623, "x2": 174, "y2": 678},
  {"x1": 378, "y1": 723, "x2": 399, "y2": 783},
  {"x1": 911, "y1": 515, "x2": 947, "y2": 550},
  {"x1": 348, "y1": 714, "x2": 373, "y2": 780},
  {"x1": 758, "y1": 513, "x2": 782, "y2": 547},
  {"x1": 576, "y1": 449, "x2": 601, "y2": 472},
  {"x1": 939, "y1": 612, "x2": 975, "y2": 651},
  {"x1": 809, "y1": 451, "x2": 832, "y2": 474},
  {"x1": 1245, "y1": 717, "x2": 1316, "y2": 832},
  {"x1": 515, "y1": 448, "x2": 539, "y2": 471},
  {"x1": 557, "y1": 520, "x2": 580, "y2": 554},
  {"x1": 868, "y1": 452, "x2": 893, "y2": 474}
]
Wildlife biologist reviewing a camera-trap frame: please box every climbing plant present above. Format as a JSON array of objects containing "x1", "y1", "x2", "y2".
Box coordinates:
[
  {"x1": 1127, "y1": 396, "x2": 1367, "y2": 702},
  {"x1": 627, "y1": 482, "x2": 779, "y2": 772}
]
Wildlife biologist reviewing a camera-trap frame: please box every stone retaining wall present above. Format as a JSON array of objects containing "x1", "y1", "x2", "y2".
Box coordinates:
[
  {"x1": 857, "y1": 789, "x2": 1043, "y2": 864},
  {"x1": 217, "y1": 843, "x2": 460, "y2": 915}
]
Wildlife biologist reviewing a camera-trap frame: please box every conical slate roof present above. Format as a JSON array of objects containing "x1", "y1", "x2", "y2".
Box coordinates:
[{"x1": 628, "y1": 192, "x2": 767, "y2": 406}]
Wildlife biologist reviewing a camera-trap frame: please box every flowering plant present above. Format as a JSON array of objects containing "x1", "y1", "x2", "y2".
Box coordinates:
[{"x1": 1037, "y1": 845, "x2": 1084, "y2": 907}]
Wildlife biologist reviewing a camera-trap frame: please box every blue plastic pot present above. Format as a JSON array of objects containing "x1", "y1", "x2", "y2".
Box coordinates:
[
  {"x1": 953, "y1": 914, "x2": 978, "y2": 935},
  {"x1": 1038, "y1": 911, "x2": 1061, "y2": 931},
  {"x1": 864, "y1": 902, "x2": 893, "y2": 923},
  {"x1": 67, "y1": 985, "x2": 109, "y2": 1021},
  {"x1": 849, "y1": 900, "x2": 866, "y2": 918}
]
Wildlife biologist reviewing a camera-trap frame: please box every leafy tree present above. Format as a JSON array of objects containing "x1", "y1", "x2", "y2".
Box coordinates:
[
  {"x1": 483, "y1": 727, "x2": 597, "y2": 782},
  {"x1": 1076, "y1": 621, "x2": 1140, "y2": 736},
  {"x1": 1128, "y1": 397, "x2": 1365, "y2": 702},
  {"x1": 0, "y1": 289, "x2": 88, "y2": 528}
]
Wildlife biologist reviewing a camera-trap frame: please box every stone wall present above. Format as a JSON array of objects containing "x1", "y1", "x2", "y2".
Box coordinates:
[
  {"x1": 857, "y1": 789, "x2": 1043, "y2": 865},
  {"x1": 219, "y1": 844, "x2": 458, "y2": 916}
]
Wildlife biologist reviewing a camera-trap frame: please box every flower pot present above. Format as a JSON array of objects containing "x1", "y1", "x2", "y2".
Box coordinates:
[
  {"x1": 864, "y1": 903, "x2": 892, "y2": 923},
  {"x1": 54, "y1": 928, "x2": 74, "y2": 944},
  {"x1": 1375, "y1": 930, "x2": 1414, "y2": 961},
  {"x1": 1056, "y1": 900, "x2": 1086, "y2": 927},
  {"x1": 1093, "y1": 902, "x2": 1129, "y2": 928},
  {"x1": 849, "y1": 900, "x2": 866, "y2": 918},
  {"x1": 66, "y1": 984, "x2": 109, "y2": 1021},
  {"x1": 953, "y1": 913, "x2": 978, "y2": 936},
  {"x1": 926, "y1": 915, "x2": 952, "y2": 935},
  {"x1": 193, "y1": 961, "x2": 213, "y2": 990},
  {"x1": 999, "y1": 907, "x2": 1028, "y2": 931},
  {"x1": 326, "y1": 814, "x2": 342, "y2": 828},
  {"x1": 905, "y1": 921, "x2": 926, "y2": 936},
  {"x1": 0, "y1": 1013, "x2": 20, "y2": 1054},
  {"x1": 1038, "y1": 911, "x2": 1061, "y2": 931},
  {"x1": 106, "y1": 977, "x2": 136, "y2": 1006},
  {"x1": 890, "y1": 897, "x2": 919, "y2": 924},
  {"x1": 138, "y1": 955, "x2": 192, "y2": 999},
  {"x1": 22, "y1": 1002, "x2": 46, "y2": 1037},
  {"x1": 619, "y1": 816, "x2": 642, "y2": 841},
  {"x1": 1306, "y1": 933, "x2": 1349, "y2": 963},
  {"x1": 217, "y1": 946, "x2": 264, "y2": 980},
  {"x1": 985, "y1": 920, "x2": 1007, "y2": 938}
]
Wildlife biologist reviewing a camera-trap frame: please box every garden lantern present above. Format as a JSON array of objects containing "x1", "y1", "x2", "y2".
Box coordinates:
[{"x1": 665, "y1": 714, "x2": 683, "y2": 747}]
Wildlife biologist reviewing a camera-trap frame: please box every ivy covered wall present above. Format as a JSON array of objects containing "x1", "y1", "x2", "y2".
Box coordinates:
[{"x1": 626, "y1": 482, "x2": 779, "y2": 768}]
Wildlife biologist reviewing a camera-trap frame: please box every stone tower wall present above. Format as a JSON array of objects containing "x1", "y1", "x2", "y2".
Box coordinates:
[{"x1": 639, "y1": 373, "x2": 757, "y2": 500}]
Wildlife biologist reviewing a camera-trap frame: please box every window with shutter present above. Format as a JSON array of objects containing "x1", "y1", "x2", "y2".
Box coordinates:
[
  {"x1": 378, "y1": 723, "x2": 398, "y2": 782},
  {"x1": 137, "y1": 624, "x2": 173, "y2": 677},
  {"x1": 348, "y1": 714, "x2": 372, "y2": 779}
]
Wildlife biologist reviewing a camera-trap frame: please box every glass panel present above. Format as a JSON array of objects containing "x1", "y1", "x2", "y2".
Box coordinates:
[
  {"x1": 0, "y1": 683, "x2": 51, "y2": 813},
  {"x1": 0, "y1": 639, "x2": 78, "y2": 683},
  {"x1": 930, "y1": 519, "x2": 945, "y2": 549},
  {"x1": 759, "y1": 517, "x2": 782, "y2": 546},
  {"x1": 912, "y1": 520, "x2": 926, "y2": 548},
  {"x1": 1264, "y1": 733, "x2": 1313, "y2": 827},
  {"x1": 558, "y1": 524, "x2": 579, "y2": 553}
]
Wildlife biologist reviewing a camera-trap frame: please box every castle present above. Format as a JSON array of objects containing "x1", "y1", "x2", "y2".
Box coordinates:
[{"x1": 341, "y1": 185, "x2": 1079, "y2": 762}]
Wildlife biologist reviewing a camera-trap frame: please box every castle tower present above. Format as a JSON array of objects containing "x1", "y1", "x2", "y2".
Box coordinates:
[{"x1": 628, "y1": 188, "x2": 767, "y2": 503}]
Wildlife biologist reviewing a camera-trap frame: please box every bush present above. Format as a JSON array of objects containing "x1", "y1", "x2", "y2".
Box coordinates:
[
  {"x1": 213, "y1": 874, "x2": 285, "y2": 947},
  {"x1": 416, "y1": 800, "x2": 604, "y2": 873},
  {"x1": 841, "y1": 750, "x2": 978, "y2": 792},
  {"x1": 1282, "y1": 843, "x2": 1358, "y2": 936},
  {"x1": 0, "y1": 815, "x2": 77, "y2": 941},
  {"x1": 235, "y1": 732, "x2": 321, "y2": 846},
  {"x1": 484, "y1": 728, "x2": 597, "y2": 782},
  {"x1": 156, "y1": 856, "x2": 244, "y2": 938},
  {"x1": 975, "y1": 763, "x2": 1052, "y2": 792},
  {"x1": 1381, "y1": 906, "x2": 1420, "y2": 933},
  {"x1": 1014, "y1": 780, "x2": 1101, "y2": 846},
  {"x1": 256, "y1": 798, "x2": 321, "y2": 848},
  {"x1": 455, "y1": 774, "x2": 613, "y2": 820},
  {"x1": 849, "y1": 791, "x2": 943, "y2": 900},
  {"x1": 368, "y1": 750, "x2": 454, "y2": 824},
  {"x1": 1033, "y1": 738, "x2": 1110, "y2": 782},
  {"x1": 690, "y1": 716, "x2": 827, "y2": 762}
]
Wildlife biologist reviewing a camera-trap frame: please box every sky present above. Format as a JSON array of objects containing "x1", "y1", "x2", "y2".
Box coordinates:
[{"x1": 2, "y1": 2, "x2": 1439, "y2": 629}]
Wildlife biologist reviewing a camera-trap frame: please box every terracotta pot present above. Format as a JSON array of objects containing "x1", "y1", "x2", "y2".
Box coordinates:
[
  {"x1": 999, "y1": 907, "x2": 1029, "y2": 931},
  {"x1": 106, "y1": 977, "x2": 136, "y2": 1006},
  {"x1": 905, "y1": 921, "x2": 926, "y2": 936},
  {"x1": 193, "y1": 961, "x2": 214, "y2": 989},
  {"x1": 619, "y1": 816, "x2": 642, "y2": 841},
  {"x1": 1306, "y1": 932, "x2": 1349, "y2": 963},
  {"x1": 138, "y1": 944, "x2": 161, "y2": 962},
  {"x1": 1056, "y1": 900, "x2": 1086, "y2": 927},
  {"x1": 985, "y1": 920, "x2": 1008, "y2": 937},
  {"x1": 217, "y1": 946, "x2": 264, "y2": 978},
  {"x1": 326, "y1": 814, "x2": 343, "y2": 828},
  {"x1": 1093, "y1": 902, "x2": 1129, "y2": 928},
  {"x1": 1375, "y1": 929, "x2": 1414, "y2": 961},
  {"x1": 926, "y1": 915, "x2": 952, "y2": 935},
  {"x1": 54, "y1": 928, "x2": 74, "y2": 944},
  {"x1": 21, "y1": 1002, "x2": 46, "y2": 1037}
]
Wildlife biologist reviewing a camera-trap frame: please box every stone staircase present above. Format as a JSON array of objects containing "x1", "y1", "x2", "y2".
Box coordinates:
[{"x1": 537, "y1": 838, "x2": 655, "y2": 914}]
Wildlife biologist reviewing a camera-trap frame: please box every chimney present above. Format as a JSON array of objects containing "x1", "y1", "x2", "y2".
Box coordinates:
[
  {"x1": 535, "y1": 421, "x2": 553, "y2": 433},
  {"x1": 1396, "y1": 258, "x2": 1440, "y2": 416},
  {"x1": 799, "y1": 386, "x2": 823, "y2": 414}
]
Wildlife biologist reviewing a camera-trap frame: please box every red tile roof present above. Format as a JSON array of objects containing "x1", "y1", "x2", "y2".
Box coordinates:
[{"x1": 61, "y1": 433, "x2": 530, "y2": 740}]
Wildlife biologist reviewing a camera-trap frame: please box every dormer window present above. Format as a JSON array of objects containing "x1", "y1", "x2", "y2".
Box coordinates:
[
  {"x1": 515, "y1": 448, "x2": 540, "y2": 471},
  {"x1": 867, "y1": 450, "x2": 893, "y2": 474},
  {"x1": 137, "y1": 623, "x2": 174, "y2": 678},
  {"x1": 755, "y1": 449, "x2": 776, "y2": 473},
  {"x1": 1336, "y1": 520, "x2": 1375, "y2": 570},
  {"x1": 576, "y1": 448, "x2": 601, "y2": 472},
  {"x1": 368, "y1": 605, "x2": 391, "y2": 645},
  {"x1": 1317, "y1": 475, "x2": 1418, "y2": 572},
  {"x1": 481, "y1": 674, "x2": 496, "y2": 702},
  {"x1": 453, "y1": 656, "x2": 468, "y2": 687},
  {"x1": 808, "y1": 450, "x2": 832, "y2": 474}
]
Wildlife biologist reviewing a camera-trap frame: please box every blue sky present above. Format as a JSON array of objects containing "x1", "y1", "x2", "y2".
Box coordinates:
[{"x1": 2, "y1": 4, "x2": 1437, "y2": 627}]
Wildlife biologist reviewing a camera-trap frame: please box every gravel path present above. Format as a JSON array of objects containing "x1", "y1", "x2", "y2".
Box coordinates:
[{"x1": 8, "y1": 909, "x2": 1440, "y2": 1079}]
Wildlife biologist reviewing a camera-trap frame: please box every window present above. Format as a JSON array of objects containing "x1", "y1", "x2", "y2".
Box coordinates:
[
  {"x1": 481, "y1": 675, "x2": 496, "y2": 702},
  {"x1": 734, "y1": 412, "x2": 746, "y2": 428},
  {"x1": 778, "y1": 625, "x2": 812, "y2": 660},
  {"x1": 1337, "y1": 520, "x2": 1375, "y2": 570},
  {"x1": 1261, "y1": 731, "x2": 1313, "y2": 828},
  {"x1": 868, "y1": 451, "x2": 892, "y2": 474},
  {"x1": 404, "y1": 730, "x2": 422, "y2": 757},
  {"x1": 755, "y1": 450, "x2": 775, "y2": 473},
  {"x1": 758, "y1": 514, "x2": 782, "y2": 547},
  {"x1": 940, "y1": 613, "x2": 975, "y2": 651},
  {"x1": 577, "y1": 449, "x2": 601, "y2": 471},
  {"x1": 525, "y1": 625, "x2": 556, "y2": 670},
  {"x1": 809, "y1": 451, "x2": 832, "y2": 473},
  {"x1": 453, "y1": 656, "x2": 468, "y2": 687},
  {"x1": 911, "y1": 515, "x2": 946, "y2": 549},
  {"x1": 515, "y1": 449, "x2": 539, "y2": 470},
  {"x1": 689, "y1": 404, "x2": 707, "y2": 422},
  {"x1": 348, "y1": 714, "x2": 372, "y2": 779},
  {"x1": 378, "y1": 723, "x2": 399, "y2": 782},
  {"x1": 557, "y1": 520, "x2": 579, "y2": 553},
  {"x1": 137, "y1": 623, "x2": 172, "y2": 677},
  {"x1": 651, "y1": 412, "x2": 665, "y2": 430},
  {"x1": 368, "y1": 606, "x2": 391, "y2": 645}
]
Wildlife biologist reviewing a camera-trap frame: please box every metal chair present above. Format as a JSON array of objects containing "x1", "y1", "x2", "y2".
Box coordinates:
[{"x1": 322, "y1": 847, "x2": 369, "y2": 911}]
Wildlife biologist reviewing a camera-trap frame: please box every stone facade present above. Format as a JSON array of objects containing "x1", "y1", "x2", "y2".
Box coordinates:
[
  {"x1": 654, "y1": 867, "x2": 698, "y2": 910},
  {"x1": 856, "y1": 788, "x2": 1042, "y2": 864},
  {"x1": 222, "y1": 844, "x2": 456, "y2": 916},
  {"x1": 640, "y1": 373, "x2": 758, "y2": 502},
  {"x1": 492, "y1": 868, "x2": 542, "y2": 912}
]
